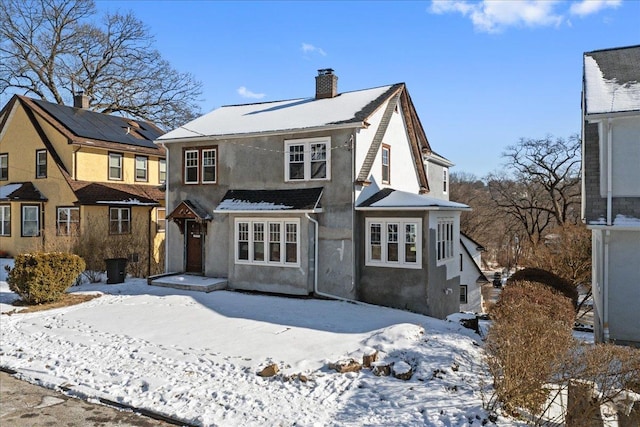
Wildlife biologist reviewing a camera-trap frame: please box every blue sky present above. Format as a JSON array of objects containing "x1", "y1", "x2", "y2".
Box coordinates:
[{"x1": 93, "y1": 1, "x2": 637, "y2": 176}]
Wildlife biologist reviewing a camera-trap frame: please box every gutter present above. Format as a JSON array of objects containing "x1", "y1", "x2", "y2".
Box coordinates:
[
  {"x1": 214, "y1": 208, "x2": 323, "y2": 214},
  {"x1": 606, "y1": 118, "x2": 612, "y2": 226}
]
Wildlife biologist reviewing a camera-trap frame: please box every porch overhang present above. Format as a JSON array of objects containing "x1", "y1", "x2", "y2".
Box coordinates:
[
  {"x1": 356, "y1": 188, "x2": 471, "y2": 211},
  {"x1": 213, "y1": 187, "x2": 324, "y2": 214}
]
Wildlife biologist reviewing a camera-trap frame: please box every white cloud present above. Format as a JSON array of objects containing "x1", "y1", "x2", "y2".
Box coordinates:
[
  {"x1": 237, "y1": 86, "x2": 265, "y2": 99},
  {"x1": 301, "y1": 43, "x2": 327, "y2": 56},
  {"x1": 569, "y1": 0, "x2": 621, "y2": 17},
  {"x1": 429, "y1": 0, "x2": 622, "y2": 33}
]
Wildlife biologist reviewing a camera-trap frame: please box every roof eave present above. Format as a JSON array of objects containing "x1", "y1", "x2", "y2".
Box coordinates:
[
  {"x1": 355, "y1": 206, "x2": 471, "y2": 211},
  {"x1": 585, "y1": 110, "x2": 640, "y2": 121},
  {"x1": 213, "y1": 208, "x2": 324, "y2": 214}
]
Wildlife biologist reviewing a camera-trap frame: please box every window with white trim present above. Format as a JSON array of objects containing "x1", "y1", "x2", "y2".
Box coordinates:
[
  {"x1": 57, "y1": 207, "x2": 79, "y2": 236},
  {"x1": 21, "y1": 205, "x2": 40, "y2": 237},
  {"x1": 109, "y1": 207, "x2": 130, "y2": 234},
  {"x1": 184, "y1": 147, "x2": 217, "y2": 184},
  {"x1": 156, "y1": 208, "x2": 166, "y2": 232},
  {"x1": 36, "y1": 150, "x2": 47, "y2": 178},
  {"x1": 109, "y1": 153, "x2": 123, "y2": 180},
  {"x1": 135, "y1": 156, "x2": 148, "y2": 181},
  {"x1": 443, "y1": 169, "x2": 448, "y2": 194},
  {"x1": 284, "y1": 137, "x2": 330, "y2": 181},
  {"x1": 460, "y1": 285, "x2": 468, "y2": 304},
  {"x1": 0, "y1": 205, "x2": 10, "y2": 236},
  {"x1": 159, "y1": 159, "x2": 166, "y2": 184},
  {"x1": 365, "y1": 218, "x2": 421, "y2": 268},
  {"x1": 382, "y1": 144, "x2": 390, "y2": 184},
  {"x1": 235, "y1": 219, "x2": 299, "y2": 266},
  {"x1": 437, "y1": 218, "x2": 454, "y2": 262},
  {"x1": 0, "y1": 153, "x2": 7, "y2": 181}
]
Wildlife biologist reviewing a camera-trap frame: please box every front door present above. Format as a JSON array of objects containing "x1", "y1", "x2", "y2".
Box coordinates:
[{"x1": 186, "y1": 220, "x2": 203, "y2": 273}]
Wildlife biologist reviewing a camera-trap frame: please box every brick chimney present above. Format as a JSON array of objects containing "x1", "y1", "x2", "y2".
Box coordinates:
[
  {"x1": 73, "y1": 91, "x2": 90, "y2": 109},
  {"x1": 315, "y1": 69, "x2": 338, "y2": 99}
]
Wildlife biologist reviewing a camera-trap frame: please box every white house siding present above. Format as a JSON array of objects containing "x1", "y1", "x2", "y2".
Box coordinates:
[
  {"x1": 460, "y1": 234, "x2": 485, "y2": 313},
  {"x1": 424, "y1": 160, "x2": 449, "y2": 201}
]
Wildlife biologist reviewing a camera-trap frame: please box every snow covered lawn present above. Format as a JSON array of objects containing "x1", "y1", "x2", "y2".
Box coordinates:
[{"x1": 0, "y1": 272, "x2": 520, "y2": 426}]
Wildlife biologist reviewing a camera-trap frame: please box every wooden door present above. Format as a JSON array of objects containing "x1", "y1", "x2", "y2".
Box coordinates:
[{"x1": 186, "y1": 220, "x2": 203, "y2": 273}]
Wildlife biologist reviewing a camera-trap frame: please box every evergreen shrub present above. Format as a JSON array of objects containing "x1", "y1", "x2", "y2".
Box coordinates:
[{"x1": 7, "y1": 252, "x2": 86, "y2": 304}]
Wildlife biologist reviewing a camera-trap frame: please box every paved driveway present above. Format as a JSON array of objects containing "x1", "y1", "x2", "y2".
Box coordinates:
[{"x1": 0, "y1": 372, "x2": 175, "y2": 426}]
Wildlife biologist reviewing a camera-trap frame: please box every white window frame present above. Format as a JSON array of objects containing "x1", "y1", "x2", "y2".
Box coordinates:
[
  {"x1": 184, "y1": 149, "x2": 199, "y2": 184},
  {"x1": 0, "y1": 205, "x2": 10, "y2": 236},
  {"x1": 0, "y1": 153, "x2": 7, "y2": 181},
  {"x1": 108, "y1": 152, "x2": 123, "y2": 180},
  {"x1": 36, "y1": 149, "x2": 47, "y2": 178},
  {"x1": 57, "y1": 207, "x2": 79, "y2": 236},
  {"x1": 156, "y1": 208, "x2": 166, "y2": 232},
  {"x1": 109, "y1": 207, "x2": 131, "y2": 235},
  {"x1": 159, "y1": 159, "x2": 166, "y2": 184},
  {"x1": 437, "y1": 218, "x2": 455, "y2": 263},
  {"x1": 135, "y1": 155, "x2": 148, "y2": 182},
  {"x1": 234, "y1": 218, "x2": 300, "y2": 267},
  {"x1": 202, "y1": 148, "x2": 217, "y2": 184},
  {"x1": 443, "y1": 168, "x2": 448, "y2": 194},
  {"x1": 21, "y1": 205, "x2": 40, "y2": 237},
  {"x1": 460, "y1": 285, "x2": 468, "y2": 304},
  {"x1": 284, "y1": 137, "x2": 331, "y2": 182},
  {"x1": 365, "y1": 218, "x2": 422, "y2": 269}
]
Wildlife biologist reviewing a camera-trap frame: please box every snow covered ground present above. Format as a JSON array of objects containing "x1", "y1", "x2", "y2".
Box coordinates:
[{"x1": 0, "y1": 260, "x2": 524, "y2": 426}]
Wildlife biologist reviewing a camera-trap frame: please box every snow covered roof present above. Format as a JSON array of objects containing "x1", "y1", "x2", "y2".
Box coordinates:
[
  {"x1": 159, "y1": 85, "x2": 403, "y2": 141},
  {"x1": 68, "y1": 181, "x2": 163, "y2": 206},
  {"x1": 215, "y1": 188, "x2": 323, "y2": 213},
  {"x1": 0, "y1": 182, "x2": 47, "y2": 201},
  {"x1": 583, "y1": 45, "x2": 640, "y2": 116},
  {"x1": 356, "y1": 188, "x2": 470, "y2": 211}
]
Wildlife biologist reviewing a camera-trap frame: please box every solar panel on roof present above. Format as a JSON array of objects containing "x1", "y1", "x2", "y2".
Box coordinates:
[{"x1": 32, "y1": 99, "x2": 162, "y2": 149}]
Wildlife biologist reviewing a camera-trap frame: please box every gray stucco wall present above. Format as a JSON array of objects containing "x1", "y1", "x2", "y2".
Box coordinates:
[
  {"x1": 583, "y1": 121, "x2": 640, "y2": 223},
  {"x1": 355, "y1": 211, "x2": 459, "y2": 319},
  {"x1": 164, "y1": 128, "x2": 356, "y2": 297}
]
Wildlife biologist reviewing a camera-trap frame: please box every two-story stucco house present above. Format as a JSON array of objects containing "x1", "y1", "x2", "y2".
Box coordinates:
[
  {"x1": 0, "y1": 94, "x2": 166, "y2": 276},
  {"x1": 158, "y1": 70, "x2": 469, "y2": 319},
  {"x1": 582, "y1": 45, "x2": 640, "y2": 346}
]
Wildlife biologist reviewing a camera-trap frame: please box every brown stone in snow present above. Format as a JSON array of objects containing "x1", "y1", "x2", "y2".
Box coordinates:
[
  {"x1": 257, "y1": 363, "x2": 279, "y2": 377},
  {"x1": 371, "y1": 362, "x2": 391, "y2": 377},
  {"x1": 362, "y1": 350, "x2": 378, "y2": 368},
  {"x1": 328, "y1": 358, "x2": 362, "y2": 373}
]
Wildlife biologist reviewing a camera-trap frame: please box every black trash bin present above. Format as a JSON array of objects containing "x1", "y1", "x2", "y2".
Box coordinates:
[{"x1": 105, "y1": 258, "x2": 127, "y2": 284}]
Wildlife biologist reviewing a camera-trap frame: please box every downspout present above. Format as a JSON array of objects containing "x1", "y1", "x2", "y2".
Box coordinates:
[
  {"x1": 161, "y1": 142, "x2": 169, "y2": 272},
  {"x1": 306, "y1": 212, "x2": 357, "y2": 303},
  {"x1": 604, "y1": 230, "x2": 610, "y2": 342},
  {"x1": 148, "y1": 207, "x2": 153, "y2": 278},
  {"x1": 606, "y1": 118, "x2": 613, "y2": 226}
]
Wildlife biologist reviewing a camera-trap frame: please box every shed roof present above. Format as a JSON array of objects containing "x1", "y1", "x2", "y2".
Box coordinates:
[
  {"x1": 357, "y1": 188, "x2": 470, "y2": 211},
  {"x1": 68, "y1": 181, "x2": 163, "y2": 206},
  {"x1": 215, "y1": 187, "x2": 323, "y2": 213},
  {"x1": 0, "y1": 182, "x2": 48, "y2": 202}
]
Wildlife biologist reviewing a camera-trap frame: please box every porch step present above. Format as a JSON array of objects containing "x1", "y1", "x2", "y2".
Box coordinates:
[{"x1": 149, "y1": 274, "x2": 228, "y2": 293}]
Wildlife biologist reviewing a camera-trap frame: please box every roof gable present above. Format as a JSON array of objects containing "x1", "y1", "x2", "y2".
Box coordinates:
[
  {"x1": 159, "y1": 84, "x2": 404, "y2": 140},
  {"x1": 584, "y1": 45, "x2": 640, "y2": 115}
]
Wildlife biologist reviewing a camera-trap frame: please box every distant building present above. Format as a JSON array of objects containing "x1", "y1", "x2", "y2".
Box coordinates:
[{"x1": 0, "y1": 95, "x2": 166, "y2": 276}]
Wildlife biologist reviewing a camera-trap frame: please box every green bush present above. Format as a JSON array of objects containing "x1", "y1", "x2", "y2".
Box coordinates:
[{"x1": 7, "y1": 252, "x2": 86, "y2": 304}]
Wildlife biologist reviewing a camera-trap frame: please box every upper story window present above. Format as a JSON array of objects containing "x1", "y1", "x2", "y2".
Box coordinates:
[
  {"x1": 284, "y1": 137, "x2": 330, "y2": 182},
  {"x1": 156, "y1": 208, "x2": 166, "y2": 232},
  {"x1": 57, "y1": 207, "x2": 79, "y2": 236},
  {"x1": 36, "y1": 150, "x2": 47, "y2": 178},
  {"x1": 382, "y1": 144, "x2": 390, "y2": 184},
  {"x1": 159, "y1": 159, "x2": 166, "y2": 184},
  {"x1": 184, "y1": 147, "x2": 217, "y2": 184},
  {"x1": 0, "y1": 205, "x2": 10, "y2": 236},
  {"x1": 135, "y1": 156, "x2": 148, "y2": 182},
  {"x1": 443, "y1": 169, "x2": 448, "y2": 194},
  {"x1": 0, "y1": 153, "x2": 7, "y2": 181},
  {"x1": 366, "y1": 218, "x2": 421, "y2": 269},
  {"x1": 109, "y1": 152, "x2": 123, "y2": 180},
  {"x1": 21, "y1": 204, "x2": 40, "y2": 237},
  {"x1": 437, "y1": 218, "x2": 454, "y2": 262},
  {"x1": 109, "y1": 207, "x2": 130, "y2": 234},
  {"x1": 235, "y1": 218, "x2": 299, "y2": 267},
  {"x1": 460, "y1": 285, "x2": 468, "y2": 304}
]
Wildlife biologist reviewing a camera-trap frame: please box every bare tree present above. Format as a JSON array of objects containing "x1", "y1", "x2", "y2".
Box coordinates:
[
  {"x1": 487, "y1": 134, "x2": 581, "y2": 245},
  {"x1": 0, "y1": 0, "x2": 202, "y2": 130}
]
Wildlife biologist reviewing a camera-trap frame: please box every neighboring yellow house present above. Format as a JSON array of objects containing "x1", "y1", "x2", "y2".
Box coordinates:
[{"x1": 0, "y1": 94, "x2": 166, "y2": 277}]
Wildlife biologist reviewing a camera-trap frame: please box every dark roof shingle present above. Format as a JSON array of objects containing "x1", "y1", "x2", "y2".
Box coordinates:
[{"x1": 215, "y1": 188, "x2": 323, "y2": 212}]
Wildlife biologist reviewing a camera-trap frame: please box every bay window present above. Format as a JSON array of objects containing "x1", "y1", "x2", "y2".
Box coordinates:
[{"x1": 235, "y1": 219, "x2": 299, "y2": 266}]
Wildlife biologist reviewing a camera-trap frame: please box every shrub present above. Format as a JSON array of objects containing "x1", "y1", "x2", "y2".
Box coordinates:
[
  {"x1": 7, "y1": 252, "x2": 86, "y2": 304},
  {"x1": 507, "y1": 267, "x2": 578, "y2": 309},
  {"x1": 486, "y1": 281, "x2": 575, "y2": 417}
]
